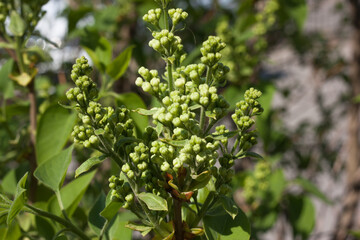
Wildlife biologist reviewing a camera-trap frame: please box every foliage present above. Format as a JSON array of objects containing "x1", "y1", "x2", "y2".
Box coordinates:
[{"x1": 0, "y1": 0, "x2": 340, "y2": 239}]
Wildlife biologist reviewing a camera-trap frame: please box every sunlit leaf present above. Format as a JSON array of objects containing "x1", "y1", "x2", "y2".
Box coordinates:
[
  {"x1": 36, "y1": 105, "x2": 76, "y2": 165},
  {"x1": 34, "y1": 145, "x2": 73, "y2": 191},
  {"x1": 137, "y1": 193, "x2": 168, "y2": 211}
]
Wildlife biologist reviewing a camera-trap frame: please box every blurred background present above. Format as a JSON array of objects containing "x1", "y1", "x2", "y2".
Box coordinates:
[{"x1": 0, "y1": 0, "x2": 359, "y2": 239}]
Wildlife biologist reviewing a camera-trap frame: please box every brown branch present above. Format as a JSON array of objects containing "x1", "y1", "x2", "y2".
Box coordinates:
[
  {"x1": 173, "y1": 198, "x2": 184, "y2": 240},
  {"x1": 28, "y1": 81, "x2": 38, "y2": 202},
  {"x1": 333, "y1": 1, "x2": 360, "y2": 239}
]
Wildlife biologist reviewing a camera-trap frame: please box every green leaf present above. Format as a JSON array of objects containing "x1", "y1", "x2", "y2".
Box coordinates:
[
  {"x1": 94, "y1": 128, "x2": 105, "y2": 135},
  {"x1": 106, "y1": 45, "x2": 134, "y2": 80},
  {"x1": 125, "y1": 222, "x2": 153, "y2": 236},
  {"x1": 108, "y1": 215, "x2": 133, "y2": 240},
  {"x1": 222, "y1": 86, "x2": 246, "y2": 111},
  {"x1": 134, "y1": 108, "x2": 158, "y2": 116},
  {"x1": 100, "y1": 199, "x2": 122, "y2": 221},
  {"x1": 34, "y1": 145, "x2": 74, "y2": 191},
  {"x1": 293, "y1": 178, "x2": 332, "y2": 204},
  {"x1": 287, "y1": 195, "x2": 315, "y2": 238},
  {"x1": 116, "y1": 93, "x2": 148, "y2": 134},
  {"x1": 189, "y1": 171, "x2": 211, "y2": 191},
  {"x1": 203, "y1": 206, "x2": 250, "y2": 240},
  {"x1": 11, "y1": 72, "x2": 33, "y2": 87},
  {"x1": 36, "y1": 105, "x2": 76, "y2": 165},
  {"x1": 161, "y1": 139, "x2": 188, "y2": 147},
  {"x1": 89, "y1": 192, "x2": 106, "y2": 235},
  {"x1": 26, "y1": 46, "x2": 52, "y2": 62},
  {"x1": 0, "y1": 59, "x2": 14, "y2": 99},
  {"x1": 82, "y1": 36, "x2": 112, "y2": 72},
  {"x1": 0, "y1": 42, "x2": 15, "y2": 49},
  {"x1": 54, "y1": 235, "x2": 68, "y2": 240},
  {"x1": 137, "y1": 193, "x2": 168, "y2": 211},
  {"x1": 350, "y1": 230, "x2": 360, "y2": 238},
  {"x1": 220, "y1": 196, "x2": 238, "y2": 220},
  {"x1": 75, "y1": 155, "x2": 106, "y2": 178},
  {"x1": 1, "y1": 166, "x2": 28, "y2": 195},
  {"x1": 210, "y1": 131, "x2": 239, "y2": 140},
  {"x1": 253, "y1": 210, "x2": 278, "y2": 231},
  {"x1": 267, "y1": 169, "x2": 286, "y2": 208},
  {"x1": 35, "y1": 216, "x2": 55, "y2": 240},
  {"x1": 189, "y1": 104, "x2": 202, "y2": 111},
  {"x1": 58, "y1": 101, "x2": 76, "y2": 109},
  {"x1": 257, "y1": 84, "x2": 276, "y2": 121},
  {"x1": 0, "y1": 194, "x2": 11, "y2": 205},
  {"x1": 241, "y1": 152, "x2": 263, "y2": 160},
  {"x1": 0, "y1": 221, "x2": 22, "y2": 239},
  {"x1": 288, "y1": 0, "x2": 307, "y2": 30},
  {"x1": 48, "y1": 171, "x2": 96, "y2": 217},
  {"x1": 7, "y1": 172, "x2": 28, "y2": 225},
  {"x1": 9, "y1": 11, "x2": 25, "y2": 36},
  {"x1": 278, "y1": 0, "x2": 307, "y2": 31},
  {"x1": 66, "y1": 6, "x2": 93, "y2": 33}
]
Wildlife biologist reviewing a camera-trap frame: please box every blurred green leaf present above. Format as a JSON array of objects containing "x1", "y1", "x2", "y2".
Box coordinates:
[
  {"x1": 293, "y1": 178, "x2": 332, "y2": 204},
  {"x1": 7, "y1": 172, "x2": 28, "y2": 225},
  {"x1": 287, "y1": 195, "x2": 315, "y2": 238},
  {"x1": 26, "y1": 46, "x2": 53, "y2": 62},
  {"x1": 267, "y1": 169, "x2": 286, "y2": 207},
  {"x1": 0, "y1": 59, "x2": 14, "y2": 99},
  {"x1": 107, "y1": 46, "x2": 134, "y2": 81},
  {"x1": 253, "y1": 210, "x2": 278, "y2": 231},
  {"x1": 11, "y1": 72, "x2": 34, "y2": 87},
  {"x1": 278, "y1": 0, "x2": 307, "y2": 30},
  {"x1": 65, "y1": 6, "x2": 93, "y2": 33},
  {"x1": 0, "y1": 42, "x2": 15, "y2": 49},
  {"x1": 9, "y1": 11, "x2": 25, "y2": 36},
  {"x1": 36, "y1": 105, "x2": 76, "y2": 165},
  {"x1": 34, "y1": 145, "x2": 73, "y2": 191},
  {"x1": 203, "y1": 206, "x2": 250, "y2": 240},
  {"x1": 0, "y1": 221, "x2": 22, "y2": 240},
  {"x1": 349, "y1": 230, "x2": 360, "y2": 238},
  {"x1": 82, "y1": 36, "x2": 112, "y2": 72}
]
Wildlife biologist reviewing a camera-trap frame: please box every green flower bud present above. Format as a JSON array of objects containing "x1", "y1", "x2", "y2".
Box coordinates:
[
  {"x1": 125, "y1": 193, "x2": 134, "y2": 203},
  {"x1": 89, "y1": 135, "x2": 99, "y2": 146}
]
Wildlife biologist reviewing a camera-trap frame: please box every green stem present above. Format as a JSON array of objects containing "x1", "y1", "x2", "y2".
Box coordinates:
[
  {"x1": 52, "y1": 228, "x2": 73, "y2": 240},
  {"x1": 25, "y1": 204, "x2": 91, "y2": 240},
  {"x1": 15, "y1": 37, "x2": 25, "y2": 73},
  {"x1": 167, "y1": 60, "x2": 174, "y2": 91},
  {"x1": 205, "y1": 66, "x2": 212, "y2": 85},
  {"x1": 199, "y1": 106, "x2": 205, "y2": 133},
  {"x1": 99, "y1": 220, "x2": 109, "y2": 240},
  {"x1": 55, "y1": 190, "x2": 71, "y2": 223},
  {"x1": 110, "y1": 151, "x2": 168, "y2": 237},
  {"x1": 191, "y1": 192, "x2": 216, "y2": 227},
  {"x1": 231, "y1": 137, "x2": 239, "y2": 154},
  {"x1": 162, "y1": 4, "x2": 169, "y2": 30}
]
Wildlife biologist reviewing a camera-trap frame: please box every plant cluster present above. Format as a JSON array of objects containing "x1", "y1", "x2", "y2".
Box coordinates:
[
  {"x1": 64, "y1": 1, "x2": 264, "y2": 239},
  {"x1": 216, "y1": 0, "x2": 279, "y2": 84}
]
